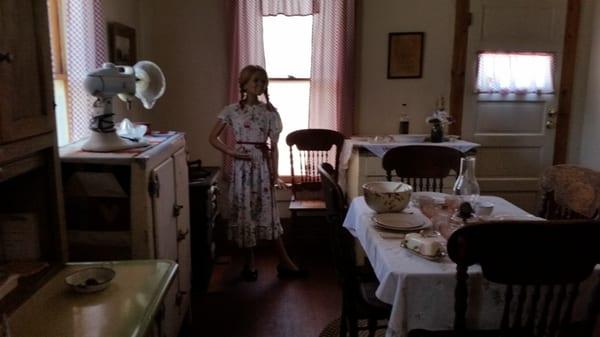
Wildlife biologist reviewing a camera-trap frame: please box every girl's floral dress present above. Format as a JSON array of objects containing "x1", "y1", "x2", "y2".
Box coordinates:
[{"x1": 217, "y1": 103, "x2": 283, "y2": 248}]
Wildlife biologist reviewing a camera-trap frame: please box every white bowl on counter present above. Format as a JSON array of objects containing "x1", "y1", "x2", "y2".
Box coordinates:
[
  {"x1": 362, "y1": 181, "x2": 412, "y2": 213},
  {"x1": 65, "y1": 267, "x2": 116, "y2": 293}
]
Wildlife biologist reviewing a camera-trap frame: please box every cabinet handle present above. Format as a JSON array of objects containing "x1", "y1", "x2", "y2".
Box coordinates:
[
  {"x1": 0, "y1": 52, "x2": 13, "y2": 63},
  {"x1": 177, "y1": 229, "x2": 189, "y2": 241},
  {"x1": 173, "y1": 204, "x2": 183, "y2": 217},
  {"x1": 175, "y1": 290, "x2": 188, "y2": 306}
]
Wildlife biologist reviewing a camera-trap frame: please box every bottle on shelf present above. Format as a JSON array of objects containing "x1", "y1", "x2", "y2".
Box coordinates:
[
  {"x1": 399, "y1": 103, "x2": 409, "y2": 134},
  {"x1": 452, "y1": 156, "x2": 480, "y2": 208}
]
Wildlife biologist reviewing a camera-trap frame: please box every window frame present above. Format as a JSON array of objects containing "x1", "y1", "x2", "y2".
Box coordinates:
[
  {"x1": 47, "y1": 0, "x2": 71, "y2": 145},
  {"x1": 262, "y1": 15, "x2": 313, "y2": 180}
]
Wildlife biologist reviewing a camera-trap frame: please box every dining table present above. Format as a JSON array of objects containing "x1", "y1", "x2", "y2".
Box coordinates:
[{"x1": 342, "y1": 192, "x2": 600, "y2": 337}]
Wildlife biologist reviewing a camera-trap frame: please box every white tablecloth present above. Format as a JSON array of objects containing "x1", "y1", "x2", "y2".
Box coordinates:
[
  {"x1": 339, "y1": 135, "x2": 480, "y2": 171},
  {"x1": 342, "y1": 195, "x2": 599, "y2": 337}
]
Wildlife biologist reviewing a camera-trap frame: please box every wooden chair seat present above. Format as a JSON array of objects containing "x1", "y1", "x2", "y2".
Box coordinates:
[
  {"x1": 289, "y1": 199, "x2": 326, "y2": 211},
  {"x1": 286, "y1": 128, "x2": 345, "y2": 226}
]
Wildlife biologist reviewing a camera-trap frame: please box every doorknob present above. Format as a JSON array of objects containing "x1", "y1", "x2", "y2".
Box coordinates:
[
  {"x1": 546, "y1": 120, "x2": 555, "y2": 129},
  {"x1": 547, "y1": 108, "x2": 557, "y2": 116}
]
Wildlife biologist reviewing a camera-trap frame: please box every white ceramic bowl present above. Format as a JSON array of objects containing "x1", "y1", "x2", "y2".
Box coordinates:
[
  {"x1": 65, "y1": 267, "x2": 115, "y2": 293},
  {"x1": 362, "y1": 181, "x2": 412, "y2": 213},
  {"x1": 475, "y1": 201, "x2": 494, "y2": 216}
]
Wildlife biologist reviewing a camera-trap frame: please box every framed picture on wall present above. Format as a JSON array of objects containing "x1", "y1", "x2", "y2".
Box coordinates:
[
  {"x1": 108, "y1": 22, "x2": 136, "y2": 65},
  {"x1": 387, "y1": 32, "x2": 424, "y2": 78}
]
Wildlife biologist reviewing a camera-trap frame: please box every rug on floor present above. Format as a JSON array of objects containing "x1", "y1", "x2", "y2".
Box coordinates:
[{"x1": 319, "y1": 318, "x2": 387, "y2": 337}]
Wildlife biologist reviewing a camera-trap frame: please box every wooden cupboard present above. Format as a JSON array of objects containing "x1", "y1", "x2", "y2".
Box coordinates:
[
  {"x1": 0, "y1": 0, "x2": 67, "y2": 322},
  {"x1": 0, "y1": 0, "x2": 55, "y2": 144},
  {"x1": 59, "y1": 133, "x2": 191, "y2": 337}
]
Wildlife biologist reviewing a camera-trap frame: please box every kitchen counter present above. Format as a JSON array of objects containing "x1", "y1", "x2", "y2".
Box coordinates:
[{"x1": 7, "y1": 260, "x2": 177, "y2": 337}]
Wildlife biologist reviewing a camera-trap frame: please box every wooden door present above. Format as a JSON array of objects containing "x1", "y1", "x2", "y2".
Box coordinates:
[
  {"x1": 462, "y1": 0, "x2": 567, "y2": 212},
  {"x1": 0, "y1": 0, "x2": 55, "y2": 144}
]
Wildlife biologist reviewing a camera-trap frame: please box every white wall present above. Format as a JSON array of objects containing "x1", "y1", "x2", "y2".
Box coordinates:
[
  {"x1": 567, "y1": 0, "x2": 594, "y2": 164},
  {"x1": 579, "y1": 0, "x2": 600, "y2": 169},
  {"x1": 102, "y1": 0, "x2": 597, "y2": 168},
  {"x1": 138, "y1": 0, "x2": 230, "y2": 165},
  {"x1": 102, "y1": 0, "x2": 145, "y2": 124},
  {"x1": 356, "y1": 0, "x2": 455, "y2": 136}
]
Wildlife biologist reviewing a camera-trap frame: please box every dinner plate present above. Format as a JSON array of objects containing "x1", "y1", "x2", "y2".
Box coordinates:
[{"x1": 372, "y1": 212, "x2": 431, "y2": 231}]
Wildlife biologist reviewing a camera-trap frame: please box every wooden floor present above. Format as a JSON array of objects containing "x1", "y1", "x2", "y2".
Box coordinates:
[{"x1": 180, "y1": 226, "x2": 342, "y2": 337}]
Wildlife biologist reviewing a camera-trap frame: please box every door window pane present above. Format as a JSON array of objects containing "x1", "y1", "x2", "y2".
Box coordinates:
[{"x1": 476, "y1": 52, "x2": 554, "y2": 94}]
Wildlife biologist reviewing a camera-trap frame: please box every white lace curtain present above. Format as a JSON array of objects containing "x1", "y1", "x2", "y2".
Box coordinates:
[
  {"x1": 476, "y1": 52, "x2": 554, "y2": 94},
  {"x1": 63, "y1": 0, "x2": 107, "y2": 142}
]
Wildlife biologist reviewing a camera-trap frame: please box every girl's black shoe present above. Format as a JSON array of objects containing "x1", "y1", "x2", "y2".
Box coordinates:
[
  {"x1": 241, "y1": 267, "x2": 258, "y2": 282},
  {"x1": 276, "y1": 264, "x2": 308, "y2": 279}
]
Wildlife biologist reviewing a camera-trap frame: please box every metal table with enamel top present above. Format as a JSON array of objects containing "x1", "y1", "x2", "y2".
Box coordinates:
[{"x1": 8, "y1": 260, "x2": 177, "y2": 337}]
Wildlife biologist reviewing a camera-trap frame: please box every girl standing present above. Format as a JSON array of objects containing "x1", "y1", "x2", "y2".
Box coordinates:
[{"x1": 209, "y1": 65, "x2": 306, "y2": 281}]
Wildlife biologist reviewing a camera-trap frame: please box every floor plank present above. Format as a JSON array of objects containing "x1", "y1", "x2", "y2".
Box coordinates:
[{"x1": 181, "y1": 238, "x2": 341, "y2": 337}]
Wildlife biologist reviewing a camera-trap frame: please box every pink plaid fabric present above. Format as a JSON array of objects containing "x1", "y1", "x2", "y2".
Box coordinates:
[
  {"x1": 64, "y1": 0, "x2": 107, "y2": 142},
  {"x1": 224, "y1": 0, "x2": 355, "y2": 182}
]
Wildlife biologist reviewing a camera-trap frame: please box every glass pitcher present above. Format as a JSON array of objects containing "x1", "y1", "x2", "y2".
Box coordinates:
[{"x1": 452, "y1": 156, "x2": 480, "y2": 207}]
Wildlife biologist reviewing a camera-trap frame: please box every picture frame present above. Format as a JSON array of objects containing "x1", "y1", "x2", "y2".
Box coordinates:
[
  {"x1": 108, "y1": 22, "x2": 136, "y2": 66},
  {"x1": 387, "y1": 32, "x2": 424, "y2": 79}
]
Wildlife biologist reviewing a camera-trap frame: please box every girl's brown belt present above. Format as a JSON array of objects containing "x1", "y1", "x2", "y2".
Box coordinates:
[{"x1": 236, "y1": 141, "x2": 274, "y2": 183}]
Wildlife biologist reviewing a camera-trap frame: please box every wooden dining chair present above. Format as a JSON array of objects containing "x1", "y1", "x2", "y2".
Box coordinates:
[
  {"x1": 286, "y1": 129, "x2": 345, "y2": 226},
  {"x1": 538, "y1": 164, "x2": 600, "y2": 220},
  {"x1": 381, "y1": 145, "x2": 464, "y2": 192},
  {"x1": 319, "y1": 163, "x2": 392, "y2": 337},
  {"x1": 408, "y1": 219, "x2": 600, "y2": 337}
]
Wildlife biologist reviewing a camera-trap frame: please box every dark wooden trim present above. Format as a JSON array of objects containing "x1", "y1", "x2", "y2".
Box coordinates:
[
  {"x1": 553, "y1": 0, "x2": 581, "y2": 164},
  {"x1": 449, "y1": 0, "x2": 470, "y2": 136}
]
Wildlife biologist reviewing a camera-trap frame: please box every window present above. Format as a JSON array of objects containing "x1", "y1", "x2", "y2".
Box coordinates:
[
  {"x1": 476, "y1": 52, "x2": 554, "y2": 95},
  {"x1": 262, "y1": 15, "x2": 312, "y2": 176},
  {"x1": 47, "y1": 0, "x2": 70, "y2": 146}
]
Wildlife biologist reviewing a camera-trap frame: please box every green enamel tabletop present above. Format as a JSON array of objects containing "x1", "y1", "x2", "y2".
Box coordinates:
[{"x1": 8, "y1": 260, "x2": 177, "y2": 337}]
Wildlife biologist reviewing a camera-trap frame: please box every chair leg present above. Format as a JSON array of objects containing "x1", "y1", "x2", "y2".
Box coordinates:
[
  {"x1": 348, "y1": 320, "x2": 359, "y2": 337},
  {"x1": 339, "y1": 312, "x2": 347, "y2": 337},
  {"x1": 367, "y1": 318, "x2": 377, "y2": 337}
]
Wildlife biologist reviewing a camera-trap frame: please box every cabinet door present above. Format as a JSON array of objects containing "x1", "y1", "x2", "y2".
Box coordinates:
[
  {"x1": 151, "y1": 158, "x2": 179, "y2": 337},
  {"x1": 151, "y1": 158, "x2": 177, "y2": 261},
  {"x1": 0, "y1": 0, "x2": 55, "y2": 143},
  {"x1": 173, "y1": 148, "x2": 191, "y2": 299}
]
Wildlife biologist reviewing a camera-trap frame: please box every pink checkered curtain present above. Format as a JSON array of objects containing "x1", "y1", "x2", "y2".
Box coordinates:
[
  {"x1": 261, "y1": 0, "x2": 319, "y2": 16},
  {"x1": 309, "y1": 0, "x2": 355, "y2": 136},
  {"x1": 222, "y1": 1, "x2": 266, "y2": 183},
  {"x1": 64, "y1": 0, "x2": 108, "y2": 142},
  {"x1": 228, "y1": 1, "x2": 266, "y2": 101}
]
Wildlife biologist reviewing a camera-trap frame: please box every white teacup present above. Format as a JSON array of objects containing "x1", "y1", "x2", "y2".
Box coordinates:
[{"x1": 475, "y1": 201, "x2": 494, "y2": 216}]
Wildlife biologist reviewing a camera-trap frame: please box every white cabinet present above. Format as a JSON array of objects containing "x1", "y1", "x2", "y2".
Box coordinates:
[{"x1": 59, "y1": 132, "x2": 190, "y2": 337}]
